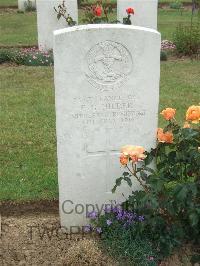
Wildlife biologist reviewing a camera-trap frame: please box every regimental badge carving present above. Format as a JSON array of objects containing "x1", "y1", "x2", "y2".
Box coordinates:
[{"x1": 85, "y1": 40, "x2": 133, "y2": 91}]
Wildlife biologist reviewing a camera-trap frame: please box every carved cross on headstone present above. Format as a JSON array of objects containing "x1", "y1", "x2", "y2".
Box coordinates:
[{"x1": 85, "y1": 128, "x2": 119, "y2": 193}]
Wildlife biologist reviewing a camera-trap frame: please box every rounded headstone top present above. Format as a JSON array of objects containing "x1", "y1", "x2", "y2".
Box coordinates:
[{"x1": 54, "y1": 24, "x2": 160, "y2": 37}]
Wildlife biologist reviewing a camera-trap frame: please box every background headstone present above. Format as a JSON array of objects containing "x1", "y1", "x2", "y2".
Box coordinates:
[
  {"x1": 36, "y1": 0, "x2": 78, "y2": 51},
  {"x1": 18, "y1": 0, "x2": 36, "y2": 11},
  {"x1": 54, "y1": 24, "x2": 161, "y2": 228},
  {"x1": 117, "y1": 0, "x2": 158, "y2": 30}
]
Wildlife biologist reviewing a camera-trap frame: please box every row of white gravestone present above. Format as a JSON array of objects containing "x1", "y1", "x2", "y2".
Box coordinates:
[
  {"x1": 54, "y1": 24, "x2": 161, "y2": 227},
  {"x1": 18, "y1": 0, "x2": 36, "y2": 11},
  {"x1": 36, "y1": 0, "x2": 158, "y2": 51}
]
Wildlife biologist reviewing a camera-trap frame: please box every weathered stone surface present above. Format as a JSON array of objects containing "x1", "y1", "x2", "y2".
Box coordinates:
[
  {"x1": 54, "y1": 24, "x2": 161, "y2": 227},
  {"x1": 117, "y1": 0, "x2": 158, "y2": 29},
  {"x1": 36, "y1": 0, "x2": 78, "y2": 50}
]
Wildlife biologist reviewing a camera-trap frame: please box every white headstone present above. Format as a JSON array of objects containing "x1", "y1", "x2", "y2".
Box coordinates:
[
  {"x1": 117, "y1": 0, "x2": 158, "y2": 30},
  {"x1": 54, "y1": 24, "x2": 161, "y2": 228},
  {"x1": 18, "y1": 0, "x2": 36, "y2": 11},
  {"x1": 36, "y1": 0, "x2": 78, "y2": 51}
]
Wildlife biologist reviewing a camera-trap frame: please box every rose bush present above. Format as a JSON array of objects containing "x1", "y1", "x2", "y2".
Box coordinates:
[
  {"x1": 54, "y1": 1, "x2": 76, "y2": 26},
  {"x1": 186, "y1": 105, "x2": 200, "y2": 124},
  {"x1": 157, "y1": 128, "x2": 174, "y2": 143},
  {"x1": 123, "y1": 7, "x2": 135, "y2": 25},
  {"x1": 82, "y1": 0, "x2": 114, "y2": 24},
  {"x1": 126, "y1": 7, "x2": 134, "y2": 15},
  {"x1": 90, "y1": 105, "x2": 200, "y2": 263},
  {"x1": 82, "y1": 1, "x2": 134, "y2": 25},
  {"x1": 160, "y1": 107, "x2": 176, "y2": 120},
  {"x1": 93, "y1": 6, "x2": 103, "y2": 17}
]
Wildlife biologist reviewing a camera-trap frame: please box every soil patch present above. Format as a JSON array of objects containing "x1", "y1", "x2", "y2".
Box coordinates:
[
  {"x1": 0, "y1": 200, "x2": 59, "y2": 216},
  {"x1": 0, "y1": 211, "x2": 117, "y2": 265},
  {"x1": 0, "y1": 202, "x2": 199, "y2": 265}
]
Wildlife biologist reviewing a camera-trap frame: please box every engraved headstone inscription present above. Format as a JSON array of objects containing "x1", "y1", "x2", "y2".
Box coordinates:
[{"x1": 54, "y1": 24, "x2": 161, "y2": 227}]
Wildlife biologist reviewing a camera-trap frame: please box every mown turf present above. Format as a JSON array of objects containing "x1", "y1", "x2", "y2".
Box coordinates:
[
  {"x1": 0, "y1": 0, "x2": 17, "y2": 7},
  {"x1": 0, "y1": 66, "x2": 57, "y2": 200},
  {"x1": 0, "y1": 0, "x2": 193, "y2": 7},
  {"x1": 158, "y1": 8, "x2": 199, "y2": 40},
  {"x1": 159, "y1": 60, "x2": 200, "y2": 125},
  {"x1": 0, "y1": 10, "x2": 37, "y2": 46},
  {"x1": 0, "y1": 7, "x2": 199, "y2": 46},
  {"x1": 0, "y1": 60, "x2": 199, "y2": 201}
]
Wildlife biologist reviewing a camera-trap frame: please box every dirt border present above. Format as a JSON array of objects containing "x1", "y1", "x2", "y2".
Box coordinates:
[
  {"x1": 0, "y1": 45, "x2": 38, "y2": 49},
  {"x1": 0, "y1": 5, "x2": 18, "y2": 9},
  {"x1": 0, "y1": 199, "x2": 59, "y2": 216}
]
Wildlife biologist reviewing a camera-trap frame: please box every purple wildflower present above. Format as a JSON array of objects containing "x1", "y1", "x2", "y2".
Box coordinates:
[
  {"x1": 83, "y1": 224, "x2": 91, "y2": 233},
  {"x1": 138, "y1": 215, "x2": 145, "y2": 222},
  {"x1": 106, "y1": 219, "x2": 112, "y2": 226},
  {"x1": 116, "y1": 210, "x2": 124, "y2": 220},
  {"x1": 96, "y1": 227, "x2": 102, "y2": 234},
  {"x1": 104, "y1": 205, "x2": 112, "y2": 213},
  {"x1": 125, "y1": 211, "x2": 134, "y2": 220},
  {"x1": 133, "y1": 212, "x2": 137, "y2": 219},
  {"x1": 87, "y1": 211, "x2": 98, "y2": 220},
  {"x1": 112, "y1": 205, "x2": 122, "y2": 213}
]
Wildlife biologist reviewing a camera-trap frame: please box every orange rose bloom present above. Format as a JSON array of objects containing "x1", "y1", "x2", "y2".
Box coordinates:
[
  {"x1": 183, "y1": 122, "x2": 190, "y2": 128},
  {"x1": 160, "y1": 108, "x2": 176, "y2": 120},
  {"x1": 186, "y1": 105, "x2": 200, "y2": 124},
  {"x1": 121, "y1": 145, "x2": 135, "y2": 155},
  {"x1": 120, "y1": 154, "x2": 128, "y2": 165},
  {"x1": 120, "y1": 145, "x2": 146, "y2": 163},
  {"x1": 157, "y1": 128, "x2": 173, "y2": 144}
]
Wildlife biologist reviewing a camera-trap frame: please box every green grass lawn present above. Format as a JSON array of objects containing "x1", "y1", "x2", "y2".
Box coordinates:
[
  {"x1": 0, "y1": 0, "x2": 17, "y2": 7},
  {"x1": 158, "y1": 8, "x2": 199, "y2": 40},
  {"x1": 0, "y1": 10, "x2": 37, "y2": 46},
  {"x1": 0, "y1": 60, "x2": 199, "y2": 201},
  {"x1": 0, "y1": 66, "x2": 57, "y2": 201},
  {"x1": 0, "y1": 0, "x2": 193, "y2": 7},
  {"x1": 0, "y1": 8, "x2": 199, "y2": 46}
]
